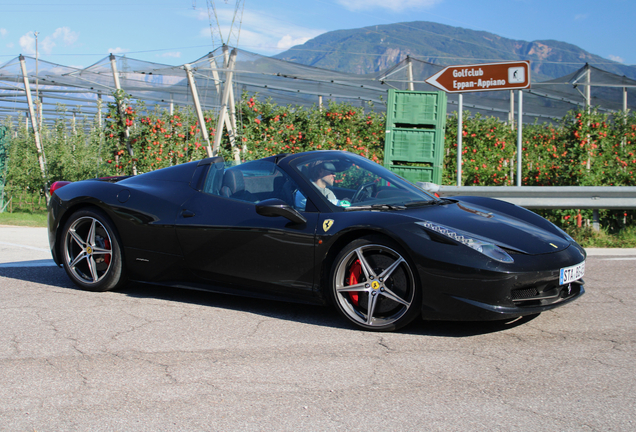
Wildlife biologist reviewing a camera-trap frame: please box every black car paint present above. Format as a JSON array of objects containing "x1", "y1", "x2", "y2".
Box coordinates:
[{"x1": 48, "y1": 151, "x2": 585, "y2": 321}]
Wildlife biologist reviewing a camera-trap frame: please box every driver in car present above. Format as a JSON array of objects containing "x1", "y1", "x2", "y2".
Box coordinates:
[
  {"x1": 294, "y1": 161, "x2": 352, "y2": 210},
  {"x1": 311, "y1": 162, "x2": 339, "y2": 205}
]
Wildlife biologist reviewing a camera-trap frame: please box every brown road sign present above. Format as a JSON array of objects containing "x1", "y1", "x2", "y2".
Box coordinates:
[{"x1": 426, "y1": 61, "x2": 531, "y2": 93}]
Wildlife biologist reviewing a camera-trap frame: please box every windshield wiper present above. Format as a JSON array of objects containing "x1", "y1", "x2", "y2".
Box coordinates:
[
  {"x1": 404, "y1": 200, "x2": 441, "y2": 208},
  {"x1": 345, "y1": 203, "x2": 406, "y2": 211}
]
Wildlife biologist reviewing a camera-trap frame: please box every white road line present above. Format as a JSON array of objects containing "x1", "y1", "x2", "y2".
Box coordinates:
[
  {"x1": 0, "y1": 241, "x2": 50, "y2": 252},
  {"x1": 601, "y1": 257, "x2": 636, "y2": 261}
]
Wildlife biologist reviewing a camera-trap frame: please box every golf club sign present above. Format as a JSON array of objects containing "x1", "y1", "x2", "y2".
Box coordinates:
[{"x1": 425, "y1": 60, "x2": 531, "y2": 93}]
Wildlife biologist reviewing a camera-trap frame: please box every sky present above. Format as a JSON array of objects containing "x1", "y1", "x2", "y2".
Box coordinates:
[{"x1": 0, "y1": 0, "x2": 634, "y2": 69}]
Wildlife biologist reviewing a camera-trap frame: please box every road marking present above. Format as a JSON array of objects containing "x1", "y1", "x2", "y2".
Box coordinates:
[
  {"x1": 601, "y1": 257, "x2": 636, "y2": 261},
  {"x1": 0, "y1": 241, "x2": 50, "y2": 252}
]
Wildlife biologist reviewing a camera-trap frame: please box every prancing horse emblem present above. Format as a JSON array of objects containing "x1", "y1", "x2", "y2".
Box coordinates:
[{"x1": 323, "y1": 219, "x2": 334, "y2": 232}]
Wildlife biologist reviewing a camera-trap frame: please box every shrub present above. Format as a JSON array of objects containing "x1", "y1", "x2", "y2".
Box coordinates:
[{"x1": 1, "y1": 93, "x2": 634, "y2": 231}]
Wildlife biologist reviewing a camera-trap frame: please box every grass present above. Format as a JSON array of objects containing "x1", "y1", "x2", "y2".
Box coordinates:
[
  {"x1": 0, "y1": 209, "x2": 48, "y2": 227},
  {"x1": 567, "y1": 225, "x2": 636, "y2": 248},
  {"x1": 1, "y1": 208, "x2": 635, "y2": 248}
]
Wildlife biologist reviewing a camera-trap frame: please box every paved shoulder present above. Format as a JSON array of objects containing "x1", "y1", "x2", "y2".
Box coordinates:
[
  {"x1": 585, "y1": 248, "x2": 636, "y2": 256},
  {"x1": 0, "y1": 226, "x2": 54, "y2": 266}
]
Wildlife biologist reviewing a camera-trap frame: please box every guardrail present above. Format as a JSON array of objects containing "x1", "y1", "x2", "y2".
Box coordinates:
[{"x1": 416, "y1": 184, "x2": 636, "y2": 230}]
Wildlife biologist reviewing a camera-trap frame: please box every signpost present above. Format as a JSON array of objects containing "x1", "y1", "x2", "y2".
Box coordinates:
[
  {"x1": 425, "y1": 61, "x2": 530, "y2": 93},
  {"x1": 426, "y1": 61, "x2": 531, "y2": 186}
]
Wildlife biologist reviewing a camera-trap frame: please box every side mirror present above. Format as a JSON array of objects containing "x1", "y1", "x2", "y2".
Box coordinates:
[{"x1": 256, "y1": 198, "x2": 307, "y2": 225}]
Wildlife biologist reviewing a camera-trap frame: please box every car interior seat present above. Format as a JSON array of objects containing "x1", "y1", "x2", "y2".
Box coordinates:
[
  {"x1": 203, "y1": 166, "x2": 224, "y2": 195},
  {"x1": 220, "y1": 169, "x2": 254, "y2": 202}
]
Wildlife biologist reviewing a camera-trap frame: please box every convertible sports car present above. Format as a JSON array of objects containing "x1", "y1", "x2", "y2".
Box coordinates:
[{"x1": 48, "y1": 150, "x2": 585, "y2": 331}]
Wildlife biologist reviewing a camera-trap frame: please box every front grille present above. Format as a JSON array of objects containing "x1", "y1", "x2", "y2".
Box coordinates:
[
  {"x1": 511, "y1": 281, "x2": 583, "y2": 306},
  {"x1": 511, "y1": 287, "x2": 540, "y2": 301}
]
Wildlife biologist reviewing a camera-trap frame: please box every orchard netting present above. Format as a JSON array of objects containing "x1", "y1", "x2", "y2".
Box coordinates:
[{"x1": 0, "y1": 46, "x2": 635, "y2": 129}]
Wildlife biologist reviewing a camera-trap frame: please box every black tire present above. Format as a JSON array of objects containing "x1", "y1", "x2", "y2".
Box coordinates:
[
  {"x1": 60, "y1": 208, "x2": 126, "y2": 292},
  {"x1": 329, "y1": 236, "x2": 421, "y2": 332}
]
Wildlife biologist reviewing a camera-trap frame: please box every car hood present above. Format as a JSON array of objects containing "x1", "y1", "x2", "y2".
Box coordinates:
[{"x1": 404, "y1": 200, "x2": 571, "y2": 255}]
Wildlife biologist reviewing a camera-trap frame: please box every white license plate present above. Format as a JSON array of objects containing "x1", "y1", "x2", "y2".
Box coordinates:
[{"x1": 559, "y1": 261, "x2": 585, "y2": 285}]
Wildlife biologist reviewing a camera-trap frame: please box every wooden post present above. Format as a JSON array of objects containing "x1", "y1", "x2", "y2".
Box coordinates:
[
  {"x1": 406, "y1": 56, "x2": 414, "y2": 91},
  {"x1": 212, "y1": 48, "x2": 238, "y2": 160},
  {"x1": 19, "y1": 55, "x2": 49, "y2": 204},
  {"x1": 109, "y1": 53, "x2": 136, "y2": 174},
  {"x1": 185, "y1": 63, "x2": 213, "y2": 157},
  {"x1": 586, "y1": 64, "x2": 591, "y2": 114}
]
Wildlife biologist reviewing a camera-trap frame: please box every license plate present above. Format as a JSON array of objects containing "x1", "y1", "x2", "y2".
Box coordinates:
[{"x1": 559, "y1": 261, "x2": 585, "y2": 285}]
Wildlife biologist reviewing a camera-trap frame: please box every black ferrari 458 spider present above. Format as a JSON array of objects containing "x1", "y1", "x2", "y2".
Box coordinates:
[{"x1": 48, "y1": 150, "x2": 585, "y2": 331}]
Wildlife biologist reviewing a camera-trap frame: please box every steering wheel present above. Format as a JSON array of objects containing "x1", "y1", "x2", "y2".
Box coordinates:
[{"x1": 351, "y1": 182, "x2": 378, "y2": 203}]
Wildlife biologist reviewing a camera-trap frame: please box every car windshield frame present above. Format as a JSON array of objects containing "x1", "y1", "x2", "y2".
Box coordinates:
[{"x1": 287, "y1": 151, "x2": 440, "y2": 211}]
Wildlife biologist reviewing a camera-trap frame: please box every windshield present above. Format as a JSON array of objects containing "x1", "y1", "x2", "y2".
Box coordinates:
[{"x1": 289, "y1": 151, "x2": 439, "y2": 210}]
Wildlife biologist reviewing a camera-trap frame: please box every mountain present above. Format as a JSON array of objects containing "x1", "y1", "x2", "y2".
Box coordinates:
[{"x1": 274, "y1": 21, "x2": 636, "y2": 82}]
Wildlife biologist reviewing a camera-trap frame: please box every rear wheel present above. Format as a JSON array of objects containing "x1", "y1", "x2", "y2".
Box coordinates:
[
  {"x1": 330, "y1": 236, "x2": 421, "y2": 331},
  {"x1": 61, "y1": 208, "x2": 125, "y2": 292}
]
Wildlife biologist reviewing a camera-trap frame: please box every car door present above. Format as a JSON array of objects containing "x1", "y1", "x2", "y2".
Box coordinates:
[{"x1": 175, "y1": 160, "x2": 319, "y2": 302}]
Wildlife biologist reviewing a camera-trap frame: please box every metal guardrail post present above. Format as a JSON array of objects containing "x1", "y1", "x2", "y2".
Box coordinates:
[{"x1": 593, "y1": 209, "x2": 600, "y2": 231}]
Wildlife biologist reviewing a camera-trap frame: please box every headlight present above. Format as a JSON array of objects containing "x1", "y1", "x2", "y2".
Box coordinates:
[{"x1": 415, "y1": 221, "x2": 514, "y2": 263}]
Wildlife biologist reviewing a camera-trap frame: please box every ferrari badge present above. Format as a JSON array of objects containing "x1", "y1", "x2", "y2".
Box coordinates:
[{"x1": 323, "y1": 219, "x2": 334, "y2": 232}]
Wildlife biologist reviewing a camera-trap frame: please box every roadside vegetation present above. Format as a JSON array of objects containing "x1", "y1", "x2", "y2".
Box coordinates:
[
  {"x1": 0, "y1": 209, "x2": 47, "y2": 227},
  {"x1": 1, "y1": 92, "x2": 635, "y2": 247}
]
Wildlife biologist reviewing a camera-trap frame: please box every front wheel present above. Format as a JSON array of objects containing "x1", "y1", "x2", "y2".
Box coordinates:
[
  {"x1": 61, "y1": 208, "x2": 126, "y2": 292},
  {"x1": 329, "y1": 236, "x2": 421, "y2": 331}
]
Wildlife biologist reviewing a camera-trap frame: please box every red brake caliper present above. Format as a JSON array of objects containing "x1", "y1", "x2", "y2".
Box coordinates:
[
  {"x1": 348, "y1": 259, "x2": 362, "y2": 306},
  {"x1": 104, "y1": 239, "x2": 111, "y2": 264}
]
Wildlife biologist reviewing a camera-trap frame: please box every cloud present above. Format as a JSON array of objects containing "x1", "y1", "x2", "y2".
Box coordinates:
[
  {"x1": 108, "y1": 47, "x2": 130, "y2": 55},
  {"x1": 19, "y1": 27, "x2": 79, "y2": 55},
  {"x1": 19, "y1": 33, "x2": 36, "y2": 55},
  {"x1": 335, "y1": 0, "x2": 442, "y2": 12},
  {"x1": 52, "y1": 27, "x2": 79, "y2": 45},
  {"x1": 277, "y1": 35, "x2": 312, "y2": 50},
  {"x1": 0, "y1": 28, "x2": 7, "y2": 37},
  {"x1": 574, "y1": 14, "x2": 588, "y2": 21},
  {"x1": 39, "y1": 36, "x2": 56, "y2": 55},
  {"x1": 608, "y1": 54, "x2": 624, "y2": 63},
  {"x1": 195, "y1": 7, "x2": 323, "y2": 54},
  {"x1": 159, "y1": 52, "x2": 182, "y2": 58}
]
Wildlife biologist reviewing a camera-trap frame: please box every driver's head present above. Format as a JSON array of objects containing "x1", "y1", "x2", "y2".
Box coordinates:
[{"x1": 313, "y1": 162, "x2": 336, "y2": 186}]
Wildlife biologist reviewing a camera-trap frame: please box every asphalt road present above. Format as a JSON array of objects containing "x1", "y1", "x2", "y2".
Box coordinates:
[{"x1": 1, "y1": 227, "x2": 635, "y2": 431}]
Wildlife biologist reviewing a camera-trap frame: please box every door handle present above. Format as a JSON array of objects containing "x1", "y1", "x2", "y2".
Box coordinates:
[{"x1": 181, "y1": 209, "x2": 195, "y2": 218}]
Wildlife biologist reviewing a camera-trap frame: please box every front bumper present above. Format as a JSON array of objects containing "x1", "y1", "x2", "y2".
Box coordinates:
[
  {"x1": 415, "y1": 244, "x2": 587, "y2": 321},
  {"x1": 449, "y1": 281, "x2": 584, "y2": 320}
]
